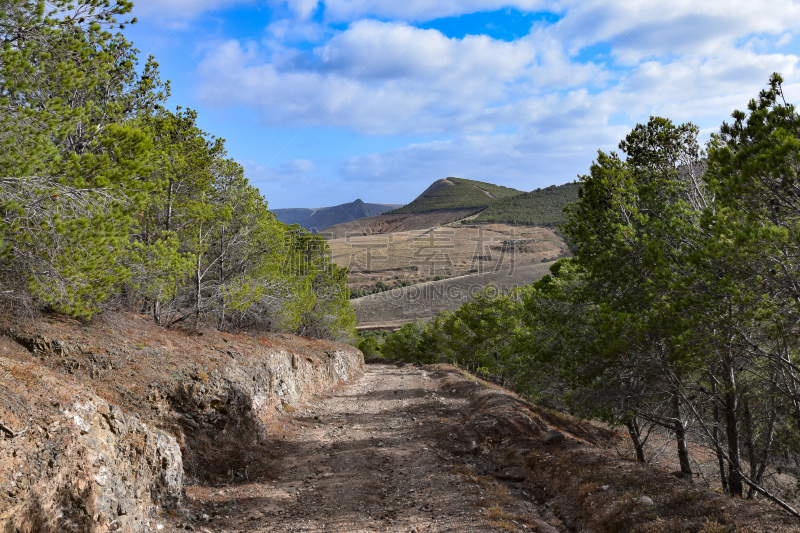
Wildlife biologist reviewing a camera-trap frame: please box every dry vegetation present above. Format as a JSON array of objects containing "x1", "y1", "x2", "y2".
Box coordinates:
[
  {"x1": 426, "y1": 364, "x2": 800, "y2": 532},
  {"x1": 351, "y1": 262, "x2": 556, "y2": 329},
  {"x1": 320, "y1": 209, "x2": 476, "y2": 239},
  {"x1": 328, "y1": 222, "x2": 568, "y2": 287},
  {"x1": 326, "y1": 210, "x2": 571, "y2": 328}
]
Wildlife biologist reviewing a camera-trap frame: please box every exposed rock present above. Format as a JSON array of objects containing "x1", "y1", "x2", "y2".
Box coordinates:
[
  {"x1": 0, "y1": 369, "x2": 182, "y2": 532},
  {"x1": 0, "y1": 319, "x2": 363, "y2": 532},
  {"x1": 543, "y1": 429, "x2": 565, "y2": 444},
  {"x1": 638, "y1": 495, "x2": 655, "y2": 507}
]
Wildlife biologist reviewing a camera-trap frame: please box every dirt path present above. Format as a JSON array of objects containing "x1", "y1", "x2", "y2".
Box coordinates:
[{"x1": 172, "y1": 364, "x2": 563, "y2": 533}]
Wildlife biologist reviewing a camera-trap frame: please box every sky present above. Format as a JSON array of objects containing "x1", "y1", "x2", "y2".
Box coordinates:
[{"x1": 123, "y1": 0, "x2": 800, "y2": 209}]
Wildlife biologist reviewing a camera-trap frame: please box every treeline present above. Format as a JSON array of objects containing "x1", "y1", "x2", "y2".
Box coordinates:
[
  {"x1": 0, "y1": 0, "x2": 354, "y2": 340},
  {"x1": 376, "y1": 76, "x2": 800, "y2": 514},
  {"x1": 473, "y1": 182, "x2": 580, "y2": 226},
  {"x1": 349, "y1": 280, "x2": 412, "y2": 299},
  {"x1": 389, "y1": 177, "x2": 523, "y2": 214}
]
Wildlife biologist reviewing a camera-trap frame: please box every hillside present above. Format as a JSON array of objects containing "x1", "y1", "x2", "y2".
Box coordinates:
[
  {"x1": 320, "y1": 209, "x2": 475, "y2": 239},
  {"x1": 388, "y1": 177, "x2": 524, "y2": 214},
  {"x1": 472, "y1": 182, "x2": 580, "y2": 226},
  {"x1": 331, "y1": 223, "x2": 569, "y2": 289},
  {"x1": 351, "y1": 261, "x2": 556, "y2": 330},
  {"x1": 272, "y1": 199, "x2": 403, "y2": 231}
]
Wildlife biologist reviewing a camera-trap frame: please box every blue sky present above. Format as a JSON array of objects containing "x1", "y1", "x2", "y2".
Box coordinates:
[{"x1": 124, "y1": 0, "x2": 800, "y2": 209}]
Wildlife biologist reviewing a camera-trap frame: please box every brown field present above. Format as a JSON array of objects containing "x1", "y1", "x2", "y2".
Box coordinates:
[
  {"x1": 351, "y1": 261, "x2": 556, "y2": 329},
  {"x1": 326, "y1": 209, "x2": 570, "y2": 328},
  {"x1": 329, "y1": 221, "x2": 568, "y2": 288}
]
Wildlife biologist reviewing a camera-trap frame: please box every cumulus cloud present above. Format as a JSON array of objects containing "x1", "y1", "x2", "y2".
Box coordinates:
[
  {"x1": 195, "y1": 21, "x2": 602, "y2": 135},
  {"x1": 174, "y1": 0, "x2": 800, "y2": 207},
  {"x1": 337, "y1": 90, "x2": 629, "y2": 190},
  {"x1": 195, "y1": 12, "x2": 799, "y2": 138}
]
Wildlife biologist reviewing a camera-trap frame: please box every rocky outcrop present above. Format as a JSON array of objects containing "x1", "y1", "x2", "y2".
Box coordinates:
[
  {"x1": 0, "y1": 317, "x2": 363, "y2": 532},
  {"x1": 164, "y1": 346, "x2": 363, "y2": 482},
  {"x1": 0, "y1": 356, "x2": 182, "y2": 533}
]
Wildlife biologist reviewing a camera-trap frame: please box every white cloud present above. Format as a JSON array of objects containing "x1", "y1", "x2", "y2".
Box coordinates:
[
  {"x1": 284, "y1": 0, "x2": 321, "y2": 20},
  {"x1": 194, "y1": 21, "x2": 601, "y2": 135},
  {"x1": 194, "y1": 14, "x2": 800, "y2": 138},
  {"x1": 338, "y1": 91, "x2": 629, "y2": 189},
  {"x1": 169, "y1": 0, "x2": 800, "y2": 207},
  {"x1": 549, "y1": 0, "x2": 800, "y2": 64}
]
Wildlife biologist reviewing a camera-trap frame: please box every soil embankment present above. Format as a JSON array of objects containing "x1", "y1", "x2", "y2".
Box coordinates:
[
  {"x1": 2, "y1": 318, "x2": 796, "y2": 532},
  {"x1": 0, "y1": 313, "x2": 362, "y2": 532},
  {"x1": 169, "y1": 363, "x2": 796, "y2": 533}
]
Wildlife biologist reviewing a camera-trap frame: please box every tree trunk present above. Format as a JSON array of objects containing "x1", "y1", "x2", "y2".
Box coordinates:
[
  {"x1": 672, "y1": 392, "x2": 693, "y2": 480},
  {"x1": 747, "y1": 399, "x2": 777, "y2": 500},
  {"x1": 712, "y1": 381, "x2": 729, "y2": 494},
  {"x1": 152, "y1": 299, "x2": 161, "y2": 327},
  {"x1": 743, "y1": 398, "x2": 758, "y2": 500},
  {"x1": 723, "y1": 363, "x2": 744, "y2": 498},
  {"x1": 194, "y1": 254, "x2": 202, "y2": 331},
  {"x1": 626, "y1": 417, "x2": 646, "y2": 462},
  {"x1": 166, "y1": 179, "x2": 173, "y2": 232}
]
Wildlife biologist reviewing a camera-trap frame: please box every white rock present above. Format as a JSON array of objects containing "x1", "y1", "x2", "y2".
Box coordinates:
[{"x1": 638, "y1": 495, "x2": 654, "y2": 506}]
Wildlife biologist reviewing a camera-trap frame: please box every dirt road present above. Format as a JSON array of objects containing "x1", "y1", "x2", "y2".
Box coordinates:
[{"x1": 173, "y1": 363, "x2": 563, "y2": 533}]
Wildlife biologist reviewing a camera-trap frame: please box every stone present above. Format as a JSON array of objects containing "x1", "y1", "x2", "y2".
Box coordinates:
[
  {"x1": 543, "y1": 429, "x2": 565, "y2": 444},
  {"x1": 638, "y1": 495, "x2": 654, "y2": 507}
]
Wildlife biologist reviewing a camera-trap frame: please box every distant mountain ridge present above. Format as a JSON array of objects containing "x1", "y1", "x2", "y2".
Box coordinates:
[
  {"x1": 271, "y1": 199, "x2": 403, "y2": 231},
  {"x1": 388, "y1": 177, "x2": 524, "y2": 214}
]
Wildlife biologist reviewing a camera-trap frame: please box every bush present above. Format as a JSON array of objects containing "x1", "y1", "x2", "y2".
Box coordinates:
[{"x1": 356, "y1": 336, "x2": 382, "y2": 357}]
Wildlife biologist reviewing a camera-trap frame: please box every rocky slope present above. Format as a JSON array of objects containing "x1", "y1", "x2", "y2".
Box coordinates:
[{"x1": 0, "y1": 313, "x2": 362, "y2": 532}]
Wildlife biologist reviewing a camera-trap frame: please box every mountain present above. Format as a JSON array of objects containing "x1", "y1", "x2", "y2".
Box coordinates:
[
  {"x1": 271, "y1": 199, "x2": 403, "y2": 231},
  {"x1": 472, "y1": 182, "x2": 580, "y2": 227},
  {"x1": 388, "y1": 177, "x2": 525, "y2": 214}
]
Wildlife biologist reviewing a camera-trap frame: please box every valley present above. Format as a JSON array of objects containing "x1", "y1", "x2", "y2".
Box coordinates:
[
  {"x1": 284, "y1": 179, "x2": 579, "y2": 330},
  {"x1": 330, "y1": 223, "x2": 567, "y2": 288},
  {"x1": 351, "y1": 262, "x2": 557, "y2": 330},
  {"x1": 4, "y1": 2, "x2": 798, "y2": 530}
]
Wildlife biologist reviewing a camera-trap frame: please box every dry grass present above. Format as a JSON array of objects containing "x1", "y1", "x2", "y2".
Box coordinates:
[
  {"x1": 424, "y1": 364, "x2": 800, "y2": 533},
  {"x1": 451, "y1": 464, "x2": 531, "y2": 530},
  {"x1": 332, "y1": 214, "x2": 570, "y2": 329},
  {"x1": 328, "y1": 221, "x2": 568, "y2": 287},
  {"x1": 352, "y1": 262, "x2": 556, "y2": 327}
]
